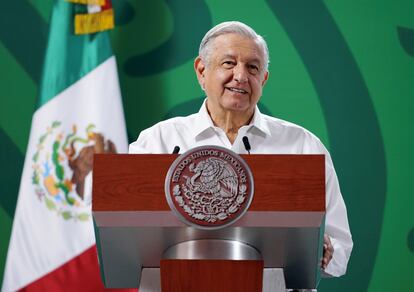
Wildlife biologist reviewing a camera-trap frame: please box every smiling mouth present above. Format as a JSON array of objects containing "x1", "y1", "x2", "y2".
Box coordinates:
[{"x1": 226, "y1": 87, "x2": 248, "y2": 94}]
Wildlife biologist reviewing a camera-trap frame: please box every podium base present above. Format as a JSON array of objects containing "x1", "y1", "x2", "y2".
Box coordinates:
[
  {"x1": 138, "y1": 268, "x2": 161, "y2": 292},
  {"x1": 161, "y1": 239, "x2": 264, "y2": 292},
  {"x1": 263, "y1": 268, "x2": 286, "y2": 292},
  {"x1": 139, "y1": 267, "x2": 289, "y2": 292}
]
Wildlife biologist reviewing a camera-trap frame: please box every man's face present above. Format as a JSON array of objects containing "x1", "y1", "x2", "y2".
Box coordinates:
[{"x1": 195, "y1": 33, "x2": 269, "y2": 115}]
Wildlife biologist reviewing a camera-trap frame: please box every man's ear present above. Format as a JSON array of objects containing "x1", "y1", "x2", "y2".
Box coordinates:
[
  {"x1": 194, "y1": 56, "x2": 206, "y2": 89},
  {"x1": 261, "y1": 70, "x2": 269, "y2": 87}
]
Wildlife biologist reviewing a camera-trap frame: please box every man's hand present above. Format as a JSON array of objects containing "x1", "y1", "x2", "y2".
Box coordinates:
[{"x1": 321, "y1": 234, "x2": 334, "y2": 270}]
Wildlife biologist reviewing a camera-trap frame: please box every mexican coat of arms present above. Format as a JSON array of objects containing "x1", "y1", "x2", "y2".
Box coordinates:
[{"x1": 165, "y1": 146, "x2": 254, "y2": 229}]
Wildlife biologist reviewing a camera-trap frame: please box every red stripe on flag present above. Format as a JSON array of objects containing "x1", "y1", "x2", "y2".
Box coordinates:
[
  {"x1": 19, "y1": 245, "x2": 137, "y2": 292},
  {"x1": 102, "y1": 0, "x2": 112, "y2": 10}
]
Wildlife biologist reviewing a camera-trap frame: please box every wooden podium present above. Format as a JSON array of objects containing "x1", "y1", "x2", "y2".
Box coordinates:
[{"x1": 92, "y1": 154, "x2": 325, "y2": 291}]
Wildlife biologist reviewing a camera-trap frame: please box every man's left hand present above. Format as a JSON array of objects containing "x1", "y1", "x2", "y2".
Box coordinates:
[{"x1": 321, "y1": 234, "x2": 334, "y2": 270}]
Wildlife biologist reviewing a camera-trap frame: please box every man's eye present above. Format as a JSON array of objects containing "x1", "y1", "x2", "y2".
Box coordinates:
[
  {"x1": 248, "y1": 64, "x2": 259, "y2": 74},
  {"x1": 222, "y1": 61, "x2": 235, "y2": 68}
]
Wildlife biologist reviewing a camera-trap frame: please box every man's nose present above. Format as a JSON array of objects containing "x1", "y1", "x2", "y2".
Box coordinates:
[{"x1": 233, "y1": 65, "x2": 248, "y2": 83}]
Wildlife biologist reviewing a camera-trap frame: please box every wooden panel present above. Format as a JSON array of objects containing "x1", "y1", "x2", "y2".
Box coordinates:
[
  {"x1": 160, "y1": 259, "x2": 263, "y2": 292},
  {"x1": 244, "y1": 155, "x2": 325, "y2": 211},
  {"x1": 93, "y1": 154, "x2": 174, "y2": 212},
  {"x1": 93, "y1": 154, "x2": 325, "y2": 212}
]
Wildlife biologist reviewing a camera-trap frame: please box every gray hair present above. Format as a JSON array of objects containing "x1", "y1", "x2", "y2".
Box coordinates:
[{"x1": 199, "y1": 21, "x2": 269, "y2": 71}]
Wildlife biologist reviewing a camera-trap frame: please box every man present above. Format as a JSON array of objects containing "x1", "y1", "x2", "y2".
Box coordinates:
[{"x1": 129, "y1": 21, "x2": 353, "y2": 277}]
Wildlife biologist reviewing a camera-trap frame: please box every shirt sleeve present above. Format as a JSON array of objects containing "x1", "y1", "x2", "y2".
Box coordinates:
[
  {"x1": 129, "y1": 129, "x2": 151, "y2": 153},
  {"x1": 129, "y1": 124, "x2": 168, "y2": 154},
  {"x1": 323, "y1": 150, "x2": 353, "y2": 277}
]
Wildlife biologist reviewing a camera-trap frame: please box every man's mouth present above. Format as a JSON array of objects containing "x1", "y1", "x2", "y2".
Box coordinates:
[{"x1": 226, "y1": 87, "x2": 248, "y2": 94}]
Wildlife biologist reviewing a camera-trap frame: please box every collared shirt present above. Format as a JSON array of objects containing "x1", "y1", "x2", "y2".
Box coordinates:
[{"x1": 129, "y1": 101, "x2": 353, "y2": 277}]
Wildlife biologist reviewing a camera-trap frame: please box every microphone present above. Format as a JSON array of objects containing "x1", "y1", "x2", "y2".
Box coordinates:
[
  {"x1": 242, "y1": 136, "x2": 251, "y2": 154},
  {"x1": 172, "y1": 146, "x2": 180, "y2": 154}
]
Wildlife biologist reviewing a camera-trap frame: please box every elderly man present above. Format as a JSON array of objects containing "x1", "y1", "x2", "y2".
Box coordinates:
[{"x1": 129, "y1": 21, "x2": 353, "y2": 277}]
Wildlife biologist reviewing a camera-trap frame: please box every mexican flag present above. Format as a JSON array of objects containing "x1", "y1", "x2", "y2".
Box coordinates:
[{"x1": 2, "y1": 0, "x2": 131, "y2": 291}]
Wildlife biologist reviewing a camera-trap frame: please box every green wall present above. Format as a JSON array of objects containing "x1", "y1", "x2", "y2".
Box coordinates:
[{"x1": 1, "y1": 1, "x2": 414, "y2": 291}]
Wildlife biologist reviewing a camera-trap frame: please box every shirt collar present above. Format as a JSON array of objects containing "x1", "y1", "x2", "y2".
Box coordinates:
[
  {"x1": 248, "y1": 105, "x2": 271, "y2": 136},
  {"x1": 192, "y1": 99, "x2": 215, "y2": 138},
  {"x1": 192, "y1": 99, "x2": 271, "y2": 138}
]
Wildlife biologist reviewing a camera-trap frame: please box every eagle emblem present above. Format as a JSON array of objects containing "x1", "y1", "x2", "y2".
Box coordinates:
[
  {"x1": 165, "y1": 146, "x2": 253, "y2": 229},
  {"x1": 32, "y1": 121, "x2": 116, "y2": 221}
]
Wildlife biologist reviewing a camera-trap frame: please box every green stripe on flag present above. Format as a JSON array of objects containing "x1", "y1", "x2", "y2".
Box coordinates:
[{"x1": 37, "y1": 0, "x2": 112, "y2": 108}]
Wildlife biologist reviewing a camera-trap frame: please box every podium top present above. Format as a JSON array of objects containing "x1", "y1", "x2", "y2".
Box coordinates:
[{"x1": 93, "y1": 154, "x2": 325, "y2": 212}]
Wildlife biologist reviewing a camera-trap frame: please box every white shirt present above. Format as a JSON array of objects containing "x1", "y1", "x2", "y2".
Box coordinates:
[{"x1": 129, "y1": 101, "x2": 353, "y2": 277}]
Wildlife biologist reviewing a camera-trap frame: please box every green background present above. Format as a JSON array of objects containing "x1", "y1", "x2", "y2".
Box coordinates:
[{"x1": 1, "y1": 0, "x2": 414, "y2": 291}]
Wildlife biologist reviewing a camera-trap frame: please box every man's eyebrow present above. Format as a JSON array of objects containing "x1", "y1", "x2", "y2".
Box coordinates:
[
  {"x1": 220, "y1": 54, "x2": 236, "y2": 60},
  {"x1": 248, "y1": 58, "x2": 261, "y2": 64},
  {"x1": 220, "y1": 54, "x2": 262, "y2": 64},
  {"x1": 244, "y1": 57, "x2": 262, "y2": 67}
]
